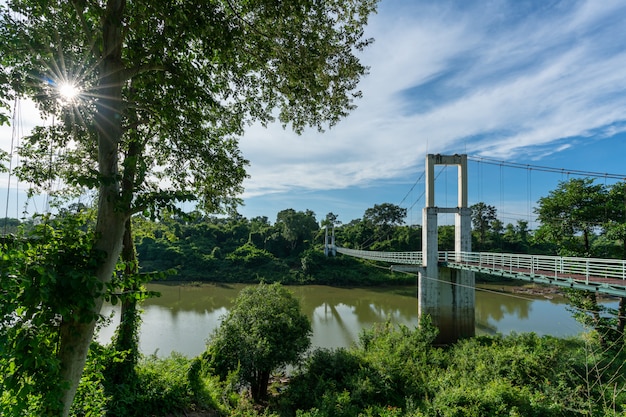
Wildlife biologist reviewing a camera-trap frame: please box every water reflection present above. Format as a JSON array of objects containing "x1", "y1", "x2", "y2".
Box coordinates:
[{"x1": 97, "y1": 282, "x2": 611, "y2": 358}]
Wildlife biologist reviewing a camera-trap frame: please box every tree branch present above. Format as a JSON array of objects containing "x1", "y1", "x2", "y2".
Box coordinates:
[
  {"x1": 223, "y1": 0, "x2": 271, "y2": 39},
  {"x1": 70, "y1": 0, "x2": 100, "y2": 58},
  {"x1": 122, "y1": 63, "x2": 166, "y2": 82}
]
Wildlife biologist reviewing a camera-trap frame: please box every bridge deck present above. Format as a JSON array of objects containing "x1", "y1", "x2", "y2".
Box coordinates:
[{"x1": 335, "y1": 247, "x2": 626, "y2": 297}]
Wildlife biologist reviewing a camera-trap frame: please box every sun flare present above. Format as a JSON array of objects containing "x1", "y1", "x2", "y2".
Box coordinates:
[{"x1": 58, "y1": 82, "x2": 80, "y2": 102}]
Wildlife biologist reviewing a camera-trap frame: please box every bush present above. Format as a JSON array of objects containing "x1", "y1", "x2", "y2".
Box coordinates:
[
  {"x1": 227, "y1": 243, "x2": 276, "y2": 267},
  {"x1": 285, "y1": 348, "x2": 364, "y2": 412},
  {"x1": 283, "y1": 321, "x2": 440, "y2": 416},
  {"x1": 73, "y1": 346, "x2": 222, "y2": 417},
  {"x1": 425, "y1": 334, "x2": 587, "y2": 417}
]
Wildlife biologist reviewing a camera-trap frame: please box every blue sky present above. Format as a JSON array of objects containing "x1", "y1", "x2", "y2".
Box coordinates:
[
  {"x1": 236, "y1": 0, "x2": 626, "y2": 226},
  {"x1": 2, "y1": 0, "x2": 626, "y2": 227}
]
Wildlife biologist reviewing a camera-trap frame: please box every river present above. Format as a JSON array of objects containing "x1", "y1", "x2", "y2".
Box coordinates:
[{"x1": 97, "y1": 282, "x2": 617, "y2": 358}]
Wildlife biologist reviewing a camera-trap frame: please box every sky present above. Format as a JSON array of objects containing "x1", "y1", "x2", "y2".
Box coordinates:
[{"x1": 2, "y1": 0, "x2": 626, "y2": 227}]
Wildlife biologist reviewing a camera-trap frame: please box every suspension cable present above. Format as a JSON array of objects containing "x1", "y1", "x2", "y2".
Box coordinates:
[{"x1": 469, "y1": 155, "x2": 626, "y2": 181}]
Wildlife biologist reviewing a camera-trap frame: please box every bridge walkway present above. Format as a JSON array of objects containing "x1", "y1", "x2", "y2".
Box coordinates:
[{"x1": 336, "y1": 247, "x2": 626, "y2": 297}]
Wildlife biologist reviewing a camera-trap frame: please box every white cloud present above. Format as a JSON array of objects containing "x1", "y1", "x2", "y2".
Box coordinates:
[{"x1": 4, "y1": 0, "x2": 626, "y2": 221}]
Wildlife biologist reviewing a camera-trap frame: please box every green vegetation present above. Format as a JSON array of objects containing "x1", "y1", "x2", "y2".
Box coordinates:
[
  {"x1": 2, "y1": 179, "x2": 626, "y2": 415},
  {"x1": 131, "y1": 209, "x2": 412, "y2": 286},
  {"x1": 63, "y1": 319, "x2": 626, "y2": 416},
  {"x1": 283, "y1": 322, "x2": 626, "y2": 417},
  {"x1": 205, "y1": 283, "x2": 311, "y2": 402},
  {"x1": 2, "y1": 0, "x2": 625, "y2": 413},
  {"x1": 0, "y1": 213, "x2": 103, "y2": 416}
]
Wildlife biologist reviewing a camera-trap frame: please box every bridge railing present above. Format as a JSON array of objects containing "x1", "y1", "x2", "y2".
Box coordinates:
[
  {"x1": 335, "y1": 247, "x2": 626, "y2": 283},
  {"x1": 441, "y1": 251, "x2": 626, "y2": 283},
  {"x1": 335, "y1": 247, "x2": 423, "y2": 264}
]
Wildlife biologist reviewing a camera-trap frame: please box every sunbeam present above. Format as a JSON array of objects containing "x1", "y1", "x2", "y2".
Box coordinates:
[{"x1": 57, "y1": 81, "x2": 80, "y2": 104}]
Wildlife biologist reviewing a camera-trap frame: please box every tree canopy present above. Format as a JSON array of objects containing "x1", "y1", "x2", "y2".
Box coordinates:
[
  {"x1": 276, "y1": 208, "x2": 319, "y2": 253},
  {"x1": 206, "y1": 282, "x2": 311, "y2": 401},
  {"x1": 535, "y1": 178, "x2": 606, "y2": 256},
  {"x1": 363, "y1": 203, "x2": 407, "y2": 228},
  {"x1": 470, "y1": 202, "x2": 497, "y2": 250}
]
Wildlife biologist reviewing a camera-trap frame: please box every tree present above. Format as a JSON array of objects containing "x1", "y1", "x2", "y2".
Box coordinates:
[
  {"x1": 470, "y1": 202, "x2": 497, "y2": 250},
  {"x1": 363, "y1": 203, "x2": 406, "y2": 241},
  {"x1": 363, "y1": 203, "x2": 407, "y2": 228},
  {"x1": 275, "y1": 208, "x2": 319, "y2": 253},
  {"x1": 534, "y1": 178, "x2": 606, "y2": 256},
  {"x1": 0, "y1": 0, "x2": 377, "y2": 413},
  {"x1": 438, "y1": 225, "x2": 455, "y2": 251},
  {"x1": 603, "y1": 181, "x2": 626, "y2": 344},
  {"x1": 604, "y1": 181, "x2": 626, "y2": 259},
  {"x1": 502, "y1": 220, "x2": 530, "y2": 253},
  {"x1": 535, "y1": 178, "x2": 624, "y2": 348},
  {"x1": 321, "y1": 211, "x2": 342, "y2": 227},
  {"x1": 0, "y1": 213, "x2": 101, "y2": 415},
  {"x1": 206, "y1": 283, "x2": 311, "y2": 401}
]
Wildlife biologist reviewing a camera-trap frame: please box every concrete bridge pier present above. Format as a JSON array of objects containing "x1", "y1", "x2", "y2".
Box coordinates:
[{"x1": 418, "y1": 154, "x2": 475, "y2": 344}]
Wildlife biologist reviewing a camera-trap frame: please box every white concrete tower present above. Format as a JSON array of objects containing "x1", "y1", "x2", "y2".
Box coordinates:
[{"x1": 419, "y1": 154, "x2": 475, "y2": 344}]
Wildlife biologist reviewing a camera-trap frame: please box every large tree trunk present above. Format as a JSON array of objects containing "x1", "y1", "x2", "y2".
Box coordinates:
[
  {"x1": 58, "y1": 1, "x2": 127, "y2": 415},
  {"x1": 251, "y1": 369, "x2": 271, "y2": 402},
  {"x1": 110, "y1": 218, "x2": 141, "y2": 382}
]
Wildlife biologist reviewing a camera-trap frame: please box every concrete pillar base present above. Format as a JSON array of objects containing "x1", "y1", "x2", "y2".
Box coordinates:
[{"x1": 418, "y1": 266, "x2": 475, "y2": 345}]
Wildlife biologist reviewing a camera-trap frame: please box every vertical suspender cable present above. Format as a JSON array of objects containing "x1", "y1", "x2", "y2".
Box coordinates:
[{"x1": 527, "y1": 167, "x2": 532, "y2": 226}]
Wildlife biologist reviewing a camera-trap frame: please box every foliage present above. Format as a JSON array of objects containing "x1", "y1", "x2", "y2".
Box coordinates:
[
  {"x1": 604, "y1": 182, "x2": 626, "y2": 259},
  {"x1": 70, "y1": 344, "x2": 226, "y2": 417},
  {"x1": 227, "y1": 242, "x2": 278, "y2": 267},
  {"x1": 427, "y1": 334, "x2": 577, "y2": 416},
  {"x1": 535, "y1": 178, "x2": 607, "y2": 256},
  {"x1": 362, "y1": 203, "x2": 407, "y2": 241},
  {"x1": 575, "y1": 335, "x2": 626, "y2": 416},
  {"x1": 276, "y1": 209, "x2": 320, "y2": 254},
  {"x1": 129, "y1": 211, "x2": 402, "y2": 285},
  {"x1": 533, "y1": 179, "x2": 626, "y2": 346},
  {"x1": 470, "y1": 202, "x2": 497, "y2": 250},
  {"x1": 565, "y1": 289, "x2": 626, "y2": 350},
  {"x1": 283, "y1": 320, "x2": 437, "y2": 416},
  {"x1": 206, "y1": 283, "x2": 312, "y2": 402},
  {"x1": 0, "y1": 214, "x2": 103, "y2": 415},
  {"x1": 69, "y1": 342, "x2": 117, "y2": 417},
  {"x1": 322, "y1": 212, "x2": 342, "y2": 227},
  {"x1": 279, "y1": 328, "x2": 626, "y2": 417},
  {"x1": 363, "y1": 203, "x2": 407, "y2": 227},
  {"x1": 56, "y1": 325, "x2": 626, "y2": 416}
]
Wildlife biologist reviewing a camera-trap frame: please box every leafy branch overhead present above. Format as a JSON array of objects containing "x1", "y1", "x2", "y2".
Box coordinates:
[{"x1": 2, "y1": 0, "x2": 378, "y2": 215}]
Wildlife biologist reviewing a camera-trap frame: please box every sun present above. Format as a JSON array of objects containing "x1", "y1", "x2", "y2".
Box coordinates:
[{"x1": 58, "y1": 82, "x2": 80, "y2": 102}]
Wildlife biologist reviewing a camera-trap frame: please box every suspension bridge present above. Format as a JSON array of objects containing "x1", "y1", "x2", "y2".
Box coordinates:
[
  {"x1": 334, "y1": 247, "x2": 626, "y2": 297},
  {"x1": 326, "y1": 154, "x2": 626, "y2": 344}
]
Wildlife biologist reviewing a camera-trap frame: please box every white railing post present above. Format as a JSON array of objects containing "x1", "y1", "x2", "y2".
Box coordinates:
[{"x1": 554, "y1": 257, "x2": 557, "y2": 278}]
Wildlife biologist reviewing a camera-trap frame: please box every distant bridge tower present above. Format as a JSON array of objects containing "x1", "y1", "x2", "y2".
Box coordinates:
[
  {"x1": 420, "y1": 154, "x2": 474, "y2": 344},
  {"x1": 324, "y1": 225, "x2": 336, "y2": 256}
]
